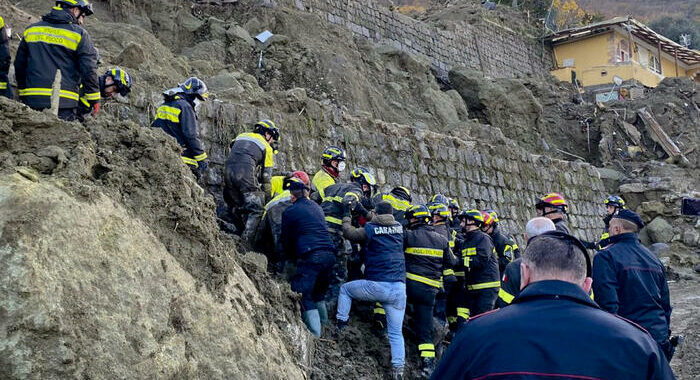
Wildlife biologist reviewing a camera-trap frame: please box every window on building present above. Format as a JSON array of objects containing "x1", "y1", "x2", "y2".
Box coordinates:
[
  {"x1": 649, "y1": 55, "x2": 661, "y2": 74},
  {"x1": 638, "y1": 48, "x2": 649, "y2": 67},
  {"x1": 616, "y1": 40, "x2": 630, "y2": 62}
]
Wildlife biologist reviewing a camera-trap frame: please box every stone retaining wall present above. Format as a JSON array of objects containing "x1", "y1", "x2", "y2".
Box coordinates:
[{"x1": 279, "y1": 0, "x2": 553, "y2": 80}]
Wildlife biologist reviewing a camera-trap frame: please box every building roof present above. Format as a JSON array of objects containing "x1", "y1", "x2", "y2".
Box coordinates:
[{"x1": 544, "y1": 17, "x2": 700, "y2": 65}]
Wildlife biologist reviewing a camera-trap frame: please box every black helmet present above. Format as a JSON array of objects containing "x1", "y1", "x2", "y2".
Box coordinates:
[
  {"x1": 428, "y1": 202, "x2": 450, "y2": 218},
  {"x1": 180, "y1": 77, "x2": 209, "y2": 101},
  {"x1": 430, "y1": 194, "x2": 449, "y2": 206},
  {"x1": 350, "y1": 167, "x2": 376, "y2": 195},
  {"x1": 100, "y1": 68, "x2": 132, "y2": 97},
  {"x1": 405, "y1": 205, "x2": 431, "y2": 226},
  {"x1": 253, "y1": 119, "x2": 280, "y2": 142},
  {"x1": 322, "y1": 146, "x2": 346, "y2": 164},
  {"x1": 458, "y1": 209, "x2": 485, "y2": 227},
  {"x1": 56, "y1": 0, "x2": 93, "y2": 16},
  {"x1": 604, "y1": 195, "x2": 626, "y2": 209},
  {"x1": 390, "y1": 186, "x2": 412, "y2": 202},
  {"x1": 448, "y1": 198, "x2": 460, "y2": 211}
]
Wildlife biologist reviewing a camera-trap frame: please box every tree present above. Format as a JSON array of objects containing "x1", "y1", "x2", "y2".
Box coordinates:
[{"x1": 648, "y1": 15, "x2": 700, "y2": 50}]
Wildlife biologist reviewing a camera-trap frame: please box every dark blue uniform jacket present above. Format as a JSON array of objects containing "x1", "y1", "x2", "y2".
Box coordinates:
[
  {"x1": 281, "y1": 198, "x2": 336, "y2": 261},
  {"x1": 432, "y1": 280, "x2": 674, "y2": 380},
  {"x1": 592, "y1": 233, "x2": 672, "y2": 346}
]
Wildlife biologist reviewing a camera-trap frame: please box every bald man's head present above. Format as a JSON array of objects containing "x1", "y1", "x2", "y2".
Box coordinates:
[{"x1": 525, "y1": 217, "x2": 556, "y2": 241}]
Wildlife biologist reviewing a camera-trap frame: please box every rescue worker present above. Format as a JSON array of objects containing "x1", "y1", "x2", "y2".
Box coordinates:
[
  {"x1": 447, "y1": 198, "x2": 461, "y2": 231},
  {"x1": 336, "y1": 201, "x2": 406, "y2": 380},
  {"x1": 311, "y1": 145, "x2": 346, "y2": 202},
  {"x1": 480, "y1": 210, "x2": 520, "y2": 274},
  {"x1": 428, "y1": 202, "x2": 457, "y2": 324},
  {"x1": 223, "y1": 119, "x2": 280, "y2": 247},
  {"x1": 0, "y1": 15, "x2": 11, "y2": 98},
  {"x1": 152, "y1": 77, "x2": 209, "y2": 178},
  {"x1": 259, "y1": 171, "x2": 310, "y2": 274},
  {"x1": 535, "y1": 192, "x2": 570, "y2": 234},
  {"x1": 592, "y1": 209, "x2": 674, "y2": 360},
  {"x1": 496, "y1": 217, "x2": 555, "y2": 308},
  {"x1": 372, "y1": 186, "x2": 413, "y2": 227},
  {"x1": 281, "y1": 178, "x2": 336, "y2": 337},
  {"x1": 270, "y1": 174, "x2": 287, "y2": 199},
  {"x1": 598, "y1": 195, "x2": 626, "y2": 249},
  {"x1": 321, "y1": 167, "x2": 376, "y2": 306},
  {"x1": 454, "y1": 209, "x2": 499, "y2": 324},
  {"x1": 14, "y1": 0, "x2": 100, "y2": 121},
  {"x1": 403, "y1": 205, "x2": 454, "y2": 376},
  {"x1": 77, "y1": 67, "x2": 132, "y2": 121},
  {"x1": 432, "y1": 231, "x2": 674, "y2": 380}
]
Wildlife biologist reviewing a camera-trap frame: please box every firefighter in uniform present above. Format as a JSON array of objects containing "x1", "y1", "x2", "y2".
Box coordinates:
[
  {"x1": 447, "y1": 198, "x2": 461, "y2": 231},
  {"x1": 223, "y1": 119, "x2": 280, "y2": 247},
  {"x1": 535, "y1": 192, "x2": 570, "y2": 234},
  {"x1": 311, "y1": 145, "x2": 346, "y2": 202},
  {"x1": 372, "y1": 186, "x2": 413, "y2": 227},
  {"x1": 1, "y1": 15, "x2": 12, "y2": 98},
  {"x1": 403, "y1": 205, "x2": 454, "y2": 376},
  {"x1": 321, "y1": 167, "x2": 376, "y2": 306},
  {"x1": 14, "y1": 0, "x2": 100, "y2": 120},
  {"x1": 455, "y1": 209, "x2": 499, "y2": 324},
  {"x1": 259, "y1": 171, "x2": 310, "y2": 274},
  {"x1": 152, "y1": 77, "x2": 209, "y2": 177},
  {"x1": 77, "y1": 67, "x2": 132, "y2": 121},
  {"x1": 597, "y1": 195, "x2": 626, "y2": 249},
  {"x1": 428, "y1": 202, "x2": 457, "y2": 324},
  {"x1": 481, "y1": 210, "x2": 520, "y2": 274}
]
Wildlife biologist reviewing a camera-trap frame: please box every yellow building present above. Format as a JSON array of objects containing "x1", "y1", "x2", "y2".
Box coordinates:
[{"x1": 545, "y1": 17, "x2": 700, "y2": 97}]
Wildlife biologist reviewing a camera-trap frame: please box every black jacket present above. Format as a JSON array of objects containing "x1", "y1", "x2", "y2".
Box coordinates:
[
  {"x1": 14, "y1": 9, "x2": 99, "y2": 110},
  {"x1": 432, "y1": 223, "x2": 458, "y2": 281},
  {"x1": 225, "y1": 131, "x2": 274, "y2": 193},
  {"x1": 404, "y1": 224, "x2": 454, "y2": 289},
  {"x1": 281, "y1": 197, "x2": 336, "y2": 261},
  {"x1": 458, "y1": 229, "x2": 499, "y2": 289},
  {"x1": 592, "y1": 233, "x2": 672, "y2": 346},
  {"x1": 320, "y1": 182, "x2": 367, "y2": 231},
  {"x1": 496, "y1": 257, "x2": 521, "y2": 308},
  {"x1": 489, "y1": 226, "x2": 520, "y2": 274},
  {"x1": 151, "y1": 95, "x2": 207, "y2": 168},
  {"x1": 553, "y1": 218, "x2": 570, "y2": 234},
  {"x1": 0, "y1": 16, "x2": 10, "y2": 97},
  {"x1": 432, "y1": 280, "x2": 674, "y2": 380}
]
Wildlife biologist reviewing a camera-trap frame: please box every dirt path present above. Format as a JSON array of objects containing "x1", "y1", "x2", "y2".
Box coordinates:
[{"x1": 669, "y1": 279, "x2": 700, "y2": 379}]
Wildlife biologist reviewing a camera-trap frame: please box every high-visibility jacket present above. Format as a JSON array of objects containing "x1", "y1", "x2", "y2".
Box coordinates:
[
  {"x1": 14, "y1": 8, "x2": 99, "y2": 110},
  {"x1": 311, "y1": 168, "x2": 337, "y2": 200},
  {"x1": 262, "y1": 190, "x2": 293, "y2": 260},
  {"x1": 403, "y1": 224, "x2": 454, "y2": 289},
  {"x1": 270, "y1": 175, "x2": 286, "y2": 198},
  {"x1": 372, "y1": 192, "x2": 411, "y2": 227},
  {"x1": 225, "y1": 131, "x2": 274, "y2": 193},
  {"x1": 431, "y1": 223, "x2": 457, "y2": 281},
  {"x1": 151, "y1": 95, "x2": 207, "y2": 168},
  {"x1": 0, "y1": 16, "x2": 11, "y2": 98},
  {"x1": 320, "y1": 182, "x2": 365, "y2": 231},
  {"x1": 458, "y1": 229, "x2": 500, "y2": 290}
]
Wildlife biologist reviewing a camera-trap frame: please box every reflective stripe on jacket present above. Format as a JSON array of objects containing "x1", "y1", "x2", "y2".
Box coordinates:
[{"x1": 14, "y1": 8, "x2": 99, "y2": 110}]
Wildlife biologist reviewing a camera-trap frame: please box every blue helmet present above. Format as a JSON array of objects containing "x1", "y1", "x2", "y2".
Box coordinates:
[{"x1": 179, "y1": 77, "x2": 209, "y2": 101}]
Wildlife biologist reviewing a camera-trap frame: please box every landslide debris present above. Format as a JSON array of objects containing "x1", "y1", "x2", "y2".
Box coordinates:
[{"x1": 0, "y1": 98, "x2": 309, "y2": 379}]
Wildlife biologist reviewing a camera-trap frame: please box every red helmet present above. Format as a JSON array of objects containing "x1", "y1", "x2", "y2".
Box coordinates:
[
  {"x1": 480, "y1": 210, "x2": 495, "y2": 226},
  {"x1": 536, "y1": 193, "x2": 569, "y2": 214},
  {"x1": 291, "y1": 171, "x2": 310, "y2": 186}
]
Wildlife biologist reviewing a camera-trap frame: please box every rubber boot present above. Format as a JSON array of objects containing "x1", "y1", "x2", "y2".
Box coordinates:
[
  {"x1": 316, "y1": 301, "x2": 329, "y2": 325},
  {"x1": 302, "y1": 309, "x2": 322, "y2": 337}
]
